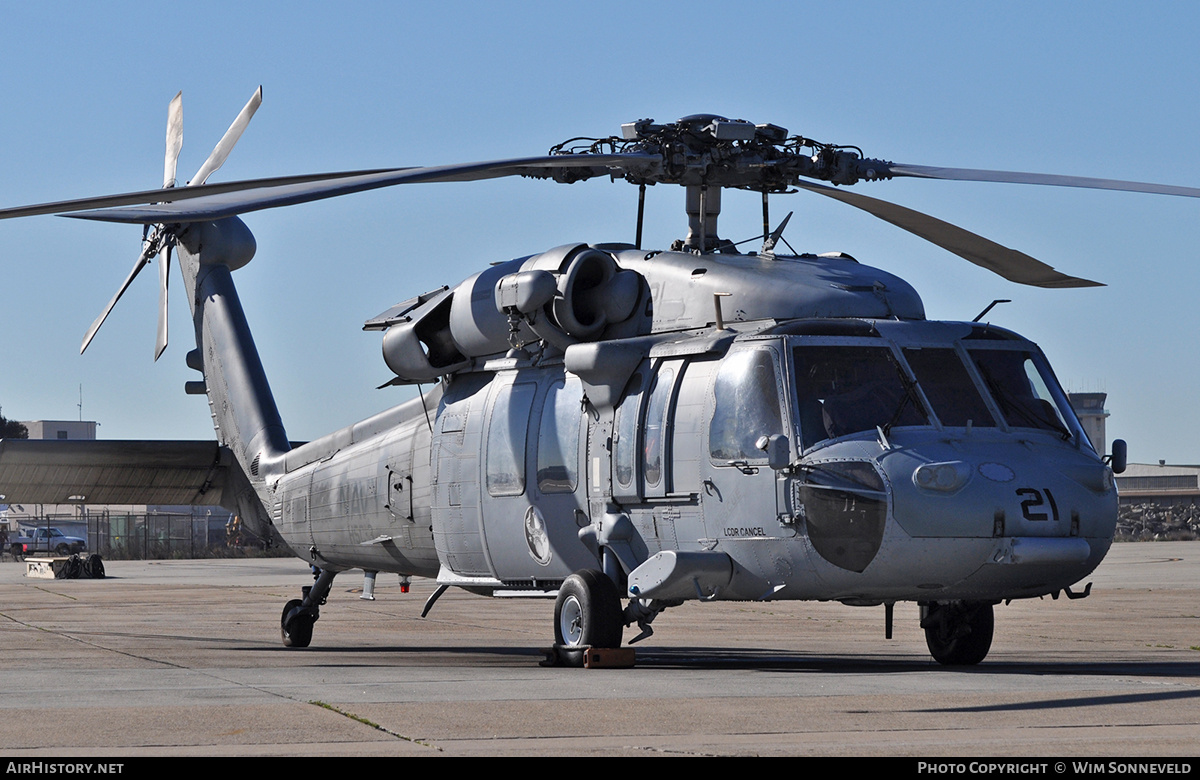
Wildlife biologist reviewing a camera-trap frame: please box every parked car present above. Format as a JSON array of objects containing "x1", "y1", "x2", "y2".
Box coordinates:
[{"x1": 11, "y1": 527, "x2": 87, "y2": 557}]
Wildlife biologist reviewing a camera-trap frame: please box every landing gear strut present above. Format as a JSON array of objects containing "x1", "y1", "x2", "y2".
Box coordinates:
[
  {"x1": 920, "y1": 600, "x2": 995, "y2": 665},
  {"x1": 552, "y1": 569, "x2": 624, "y2": 667},
  {"x1": 281, "y1": 567, "x2": 338, "y2": 648}
]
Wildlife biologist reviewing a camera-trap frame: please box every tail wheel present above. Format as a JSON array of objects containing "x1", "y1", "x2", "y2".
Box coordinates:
[
  {"x1": 922, "y1": 601, "x2": 994, "y2": 665},
  {"x1": 554, "y1": 570, "x2": 623, "y2": 661},
  {"x1": 280, "y1": 599, "x2": 315, "y2": 648}
]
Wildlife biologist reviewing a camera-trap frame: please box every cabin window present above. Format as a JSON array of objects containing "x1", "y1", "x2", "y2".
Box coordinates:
[
  {"x1": 536, "y1": 379, "x2": 583, "y2": 494},
  {"x1": 486, "y1": 382, "x2": 537, "y2": 496},
  {"x1": 709, "y1": 349, "x2": 783, "y2": 461},
  {"x1": 614, "y1": 373, "x2": 644, "y2": 489},
  {"x1": 792, "y1": 344, "x2": 928, "y2": 449},
  {"x1": 902, "y1": 348, "x2": 996, "y2": 428},
  {"x1": 968, "y1": 350, "x2": 1072, "y2": 437},
  {"x1": 643, "y1": 367, "x2": 674, "y2": 487}
]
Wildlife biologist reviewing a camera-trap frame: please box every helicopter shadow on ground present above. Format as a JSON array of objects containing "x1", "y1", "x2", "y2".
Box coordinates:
[
  {"x1": 911, "y1": 687, "x2": 1200, "y2": 714},
  {"x1": 635, "y1": 647, "x2": 1200, "y2": 680},
  {"x1": 629, "y1": 647, "x2": 1200, "y2": 677},
  {"x1": 232, "y1": 641, "x2": 1200, "y2": 681}
]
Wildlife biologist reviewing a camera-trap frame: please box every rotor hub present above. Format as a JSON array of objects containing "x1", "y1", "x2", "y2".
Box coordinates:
[{"x1": 546, "y1": 115, "x2": 895, "y2": 191}]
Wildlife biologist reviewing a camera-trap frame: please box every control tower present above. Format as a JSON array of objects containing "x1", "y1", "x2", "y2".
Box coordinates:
[{"x1": 1068, "y1": 392, "x2": 1109, "y2": 454}]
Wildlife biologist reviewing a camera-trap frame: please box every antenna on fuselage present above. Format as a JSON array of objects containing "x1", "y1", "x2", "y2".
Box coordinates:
[
  {"x1": 972, "y1": 299, "x2": 1012, "y2": 322},
  {"x1": 761, "y1": 211, "x2": 794, "y2": 258}
]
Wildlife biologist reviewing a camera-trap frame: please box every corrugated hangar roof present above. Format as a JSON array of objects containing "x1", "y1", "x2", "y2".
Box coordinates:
[{"x1": 0, "y1": 440, "x2": 233, "y2": 506}]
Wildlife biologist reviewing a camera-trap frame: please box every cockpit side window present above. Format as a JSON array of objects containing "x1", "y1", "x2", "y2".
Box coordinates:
[
  {"x1": 903, "y1": 348, "x2": 996, "y2": 428},
  {"x1": 969, "y1": 349, "x2": 1071, "y2": 437},
  {"x1": 709, "y1": 349, "x2": 783, "y2": 462},
  {"x1": 793, "y1": 344, "x2": 928, "y2": 449}
]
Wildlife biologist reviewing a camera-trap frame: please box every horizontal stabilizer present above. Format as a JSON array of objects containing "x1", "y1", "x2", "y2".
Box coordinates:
[{"x1": 0, "y1": 439, "x2": 234, "y2": 506}]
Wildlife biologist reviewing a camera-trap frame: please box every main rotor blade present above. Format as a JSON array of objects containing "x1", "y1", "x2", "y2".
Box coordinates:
[
  {"x1": 155, "y1": 243, "x2": 171, "y2": 361},
  {"x1": 80, "y1": 242, "x2": 157, "y2": 354},
  {"x1": 0, "y1": 169, "x2": 409, "y2": 221},
  {"x1": 164, "y1": 92, "x2": 183, "y2": 189},
  {"x1": 190, "y1": 86, "x2": 262, "y2": 187},
  {"x1": 887, "y1": 163, "x2": 1200, "y2": 199},
  {"x1": 793, "y1": 180, "x2": 1102, "y2": 289},
  {"x1": 61, "y1": 153, "x2": 658, "y2": 224}
]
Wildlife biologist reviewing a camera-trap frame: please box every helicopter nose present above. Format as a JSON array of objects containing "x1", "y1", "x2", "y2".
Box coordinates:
[{"x1": 886, "y1": 444, "x2": 1117, "y2": 543}]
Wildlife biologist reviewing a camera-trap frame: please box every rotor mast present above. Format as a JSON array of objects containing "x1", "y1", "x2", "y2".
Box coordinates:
[{"x1": 683, "y1": 184, "x2": 721, "y2": 253}]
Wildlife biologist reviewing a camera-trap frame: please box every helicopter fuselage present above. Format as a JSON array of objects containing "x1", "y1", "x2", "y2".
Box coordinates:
[{"x1": 266, "y1": 244, "x2": 1116, "y2": 608}]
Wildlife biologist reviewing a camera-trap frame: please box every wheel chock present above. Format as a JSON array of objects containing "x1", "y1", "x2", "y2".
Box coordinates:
[
  {"x1": 583, "y1": 646, "x2": 636, "y2": 668},
  {"x1": 540, "y1": 644, "x2": 636, "y2": 668}
]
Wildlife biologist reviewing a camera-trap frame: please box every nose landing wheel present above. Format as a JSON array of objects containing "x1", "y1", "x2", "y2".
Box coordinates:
[{"x1": 920, "y1": 600, "x2": 994, "y2": 665}]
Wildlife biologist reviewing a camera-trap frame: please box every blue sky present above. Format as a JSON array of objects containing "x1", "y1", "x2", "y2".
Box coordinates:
[{"x1": 2, "y1": 1, "x2": 1199, "y2": 463}]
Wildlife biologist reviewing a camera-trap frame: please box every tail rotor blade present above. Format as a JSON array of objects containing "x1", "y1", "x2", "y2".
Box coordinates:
[
  {"x1": 154, "y1": 242, "x2": 171, "y2": 361},
  {"x1": 81, "y1": 243, "x2": 157, "y2": 354},
  {"x1": 82, "y1": 88, "x2": 260, "y2": 359},
  {"x1": 190, "y1": 86, "x2": 262, "y2": 187},
  {"x1": 163, "y1": 92, "x2": 183, "y2": 189}
]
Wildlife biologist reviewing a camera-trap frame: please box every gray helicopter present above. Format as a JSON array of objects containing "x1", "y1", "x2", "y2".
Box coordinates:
[{"x1": 11, "y1": 88, "x2": 1196, "y2": 667}]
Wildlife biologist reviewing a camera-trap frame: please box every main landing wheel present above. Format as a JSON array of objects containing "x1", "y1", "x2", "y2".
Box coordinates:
[
  {"x1": 281, "y1": 598, "x2": 316, "y2": 648},
  {"x1": 921, "y1": 601, "x2": 994, "y2": 666},
  {"x1": 554, "y1": 570, "x2": 623, "y2": 666}
]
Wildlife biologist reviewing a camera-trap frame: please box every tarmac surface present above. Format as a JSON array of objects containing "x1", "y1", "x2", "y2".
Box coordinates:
[{"x1": 1, "y1": 542, "x2": 1198, "y2": 757}]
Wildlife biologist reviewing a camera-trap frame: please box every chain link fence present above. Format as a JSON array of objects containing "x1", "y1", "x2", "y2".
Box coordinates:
[{"x1": 3, "y1": 508, "x2": 280, "y2": 560}]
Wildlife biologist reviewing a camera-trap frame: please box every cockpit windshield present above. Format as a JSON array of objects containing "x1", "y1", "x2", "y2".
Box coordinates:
[
  {"x1": 902, "y1": 347, "x2": 995, "y2": 428},
  {"x1": 968, "y1": 348, "x2": 1073, "y2": 438},
  {"x1": 793, "y1": 345, "x2": 928, "y2": 449},
  {"x1": 790, "y1": 339, "x2": 1085, "y2": 450}
]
